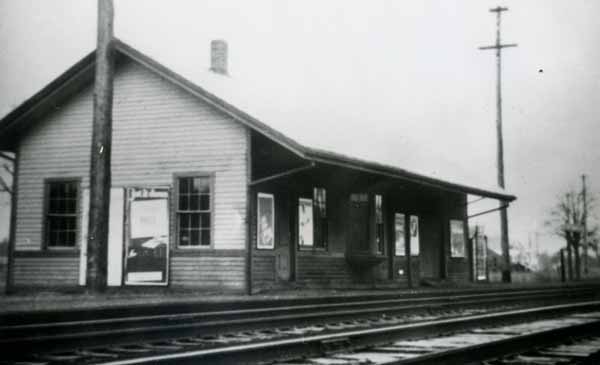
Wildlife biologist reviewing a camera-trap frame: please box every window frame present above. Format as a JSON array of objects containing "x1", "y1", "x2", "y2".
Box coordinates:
[
  {"x1": 173, "y1": 172, "x2": 215, "y2": 250},
  {"x1": 43, "y1": 177, "x2": 81, "y2": 250}
]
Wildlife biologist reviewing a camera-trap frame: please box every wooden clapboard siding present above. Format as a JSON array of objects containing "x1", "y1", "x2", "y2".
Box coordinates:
[
  {"x1": 252, "y1": 255, "x2": 276, "y2": 288},
  {"x1": 447, "y1": 258, "x2": 469, "y2": 282},
  {"x1": 170, "y1": 255, "x2": 245, "y2": 290},
  {"x1": 111, "y1": 61, "x2": 247, "y2": 251},
  {"x1": 296, "y1": 255, "x2": 353, "y2": 286},
  {"x1": 15, "y1": 89, "x2": 92, "y2": 251},
  {"x1": 13, "y1": 257, "x2": 79, "y2": 286},
  {"x1": 12, "y1": 58, "x2": 249, "y2": 287}
]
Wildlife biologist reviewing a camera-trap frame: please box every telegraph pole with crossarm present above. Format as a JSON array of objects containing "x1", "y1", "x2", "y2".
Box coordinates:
[{"x1": 479, "y1": 6, "x2": 517, "y2": 283}]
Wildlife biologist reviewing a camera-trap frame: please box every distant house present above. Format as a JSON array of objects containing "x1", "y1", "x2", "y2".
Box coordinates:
[
  {"x1": 0, "y1": 40, "x2": 516, "y2": 292},
  {"x1": 487, "y1": 247, "x2": 530, "y2": 273}
]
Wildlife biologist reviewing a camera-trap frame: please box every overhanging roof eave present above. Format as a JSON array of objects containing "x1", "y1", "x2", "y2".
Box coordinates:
[{"x1": 306, "y1": 152, "x2": 516, "y2": 202}]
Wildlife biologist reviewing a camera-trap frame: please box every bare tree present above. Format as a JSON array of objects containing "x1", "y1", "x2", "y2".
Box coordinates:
[{"x1": 546, "y1": 186, "x2": 598, "y2": 279}]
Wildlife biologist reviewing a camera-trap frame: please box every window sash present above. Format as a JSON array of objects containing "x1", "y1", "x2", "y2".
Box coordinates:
[
  {"x1": 176, "y1": 176, "x2": 212, "y2": 248},
  {"x1": 45, "y1": 180, "x2": 79, "y2": 248}
]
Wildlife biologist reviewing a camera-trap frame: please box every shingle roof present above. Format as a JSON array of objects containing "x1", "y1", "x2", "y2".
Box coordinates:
[{"x1": 0, "y1": 39, "x2": 516, "y2": 202}]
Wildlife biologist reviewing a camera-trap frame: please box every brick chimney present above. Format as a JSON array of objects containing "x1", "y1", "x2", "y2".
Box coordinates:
[{"x1": 210, "y1": 40, "x2": 228, "y2": 75}]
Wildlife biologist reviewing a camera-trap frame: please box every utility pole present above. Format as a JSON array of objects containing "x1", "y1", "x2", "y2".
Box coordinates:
[
  {"x1": 582, "y1": 174, "x2": 588, "y2": 276},
  {"x1": 479, "y1": 6, "x2": 517, "y2": 283},
  {"x1": 87, "y1": 0, "x2": 115, "y2": 292}
]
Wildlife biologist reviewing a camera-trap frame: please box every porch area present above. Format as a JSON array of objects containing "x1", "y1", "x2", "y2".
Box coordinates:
[{"x1": 248, "y1": 132, "x2": 477, "y2": 291}]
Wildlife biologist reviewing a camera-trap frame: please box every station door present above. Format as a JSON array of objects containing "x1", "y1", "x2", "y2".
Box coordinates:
[
  {"x1": 349, "y1": 193, "x2": 370, "y2": 252},
  {"x1": 419, "y1": 215, "x2": 442, "y2": 280}
]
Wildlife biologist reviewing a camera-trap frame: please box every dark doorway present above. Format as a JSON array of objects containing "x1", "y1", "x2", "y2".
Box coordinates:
[
  {"x1": 349, "y1": 193, "x2": 370, "y2": 252},
  {"x1": 419, "y1": 215, "x2": 442, "y2": 279}
]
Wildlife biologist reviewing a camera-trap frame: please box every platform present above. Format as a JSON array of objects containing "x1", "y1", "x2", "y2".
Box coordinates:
[{"x1": 0, "y1": 281, "x2": 595, "y2": 315}]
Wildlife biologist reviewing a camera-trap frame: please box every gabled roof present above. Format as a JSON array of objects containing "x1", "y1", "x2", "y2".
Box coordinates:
[{"x1": 0, "y1": 39, "x2": 516, "y2": 202}]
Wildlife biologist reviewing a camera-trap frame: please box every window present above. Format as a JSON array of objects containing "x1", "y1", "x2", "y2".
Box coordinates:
[
  {"x1": 394, "y1": 213, "x2": 405, "y2": 256},
  {"x1": 375, "y1": 194, "x2": 384, "y2": 253},
  {"x1": 450, "y1": 219, "x2": 466, "y2": 258},
  {"x1": 410, "y1": 215, "x2": 420, "y2": 256},
  {"x1": 257, "y1": 193, "x2": 275, "y2": 249},
  {"x1": 45, "y1": 180, "x2": 79, "y2": 248},
  {"x1": 176, "y1": 176, "x2": 211, "y2": 247},
  {"x1": 313, "y1": 188, "x2": 327, "y2": 249}
]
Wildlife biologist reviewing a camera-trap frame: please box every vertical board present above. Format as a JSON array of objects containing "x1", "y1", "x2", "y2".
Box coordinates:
[
  {"x1": 79, "y1": 187, "x2": 125, "y2": 286},
  {"x1": 107, "y1": 188, "x2": 124, "y2": 286}
]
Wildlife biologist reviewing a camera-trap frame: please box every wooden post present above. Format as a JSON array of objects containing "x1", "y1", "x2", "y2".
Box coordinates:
[
  {"x1": 87, "y1": 0, "x2": 115, "y2": 292},
  {"x1": 582, "y1": 174, "x2": 588, "y2": 276},
  {"x1": 567, "y1": 242, "x2": 573, "y2": 281},
  {"x1": 559, "y1": 248, "x2": 566, "y2": 282},
  {"x1": 246, "y1": 131, "x2": 256, "y2": 295},
  {"x1": 405, "y1": 214, "x2": 412, "y2": 288},
  {"x1": 574, "y1": 241, "x2": 581, "y2": 280}
]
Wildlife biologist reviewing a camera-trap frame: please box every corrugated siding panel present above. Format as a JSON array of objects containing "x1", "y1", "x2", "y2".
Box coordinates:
[
  {"x1": 13, "y1": 59, "x2": 249, "y2": 286},
  {"x1": 170, "y1": 256, "x2": 245, "y2": 289},
  {"x1": 13, "y1": 257, "x2": 79, "y2": 286}
]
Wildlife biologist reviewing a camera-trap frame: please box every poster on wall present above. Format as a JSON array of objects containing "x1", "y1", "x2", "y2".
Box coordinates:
[
  {"x1": 257, "y1": 193, "x2": 275, "y2": 249},
  {"x1": 410, "y1": 215, "x2": 420, "y2": 256},
  {"x1": 125, "y1": 187, "x2": 170, "y2": 286},
  {"x1": 394, "y1": 213, "x2": 405, "y2": 256},
  {"x1": 450, "y1": 220, "x2": 466, "y2": 258},
  {"x1": 298, "y1": 198, "x2": 314, "y2": 247},
  {"x1": 473, "y1": 226, "x2": 487, "y2": 280}
]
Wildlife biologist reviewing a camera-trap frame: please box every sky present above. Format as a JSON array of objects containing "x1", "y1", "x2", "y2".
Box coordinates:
[{"x1": 0, "y1": 0, "x2": 599, "y2": 257}]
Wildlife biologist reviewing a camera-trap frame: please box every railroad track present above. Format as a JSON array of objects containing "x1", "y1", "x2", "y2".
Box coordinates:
[
  {"x1": 1, "y1": 285, "x2": 599, "y2": 364},
  {"x1": 277, "y1": 305, "x2": 600, "y2": 365},
  {"x1": 6, "y1": 300, "x2": 600, "y2": 365}
]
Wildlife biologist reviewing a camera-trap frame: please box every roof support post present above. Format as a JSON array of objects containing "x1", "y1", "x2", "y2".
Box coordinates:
[
  {"x1": 499, "y1": 202, "x2": 511, "y2": 283},
  {"x1": 87, "y1": 0, "x2": 114, "y2": 292}
]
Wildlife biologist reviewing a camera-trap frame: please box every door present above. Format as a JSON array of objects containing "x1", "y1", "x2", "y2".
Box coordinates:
[
  {"x1": 472, "y1": 227, "x2": 488, "y2": 281},
  {"x1": 419, "y1": 215, "x2": 441, "y2": 279},
  {"x1": 349, "y1": 193, "x2": 369, "y2": 252}
]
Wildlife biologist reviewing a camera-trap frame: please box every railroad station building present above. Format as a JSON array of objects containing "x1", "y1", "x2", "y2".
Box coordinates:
[{"x1": 0, "y1": 40, "x2": 516, "y2": 293}]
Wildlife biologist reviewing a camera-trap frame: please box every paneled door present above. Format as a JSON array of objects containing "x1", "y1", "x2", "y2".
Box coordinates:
[{"x1": 349, "y1": 193, "x2": 370, "y2": 252}]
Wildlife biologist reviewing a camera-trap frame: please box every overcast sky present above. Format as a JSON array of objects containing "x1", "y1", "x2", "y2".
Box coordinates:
[{"x1": 1, "y1": 0, "x2": 599, "y2": 256}]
